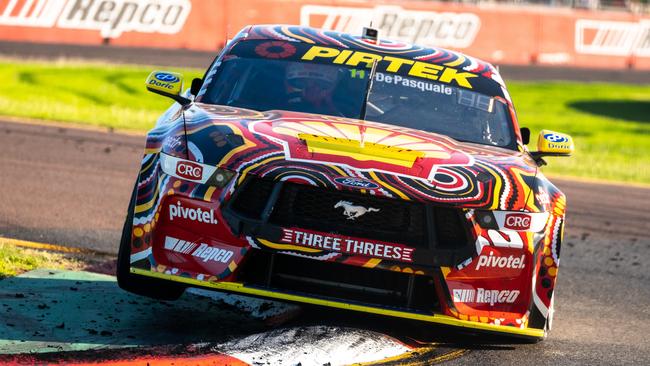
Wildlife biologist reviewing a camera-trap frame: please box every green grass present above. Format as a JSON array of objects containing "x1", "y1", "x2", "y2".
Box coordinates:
[
  {"x1": 0, "y1": 60, "x2": 202, "y2": 131},
  {"x1": 0, "y1": 241, "x2": 83, "y2": 278},
  {"x1": 509, "y1": 82, "x2": 650, "y2": 183},
  {"x1": 0, "y1": 60, "x2": 648, "y2": 183}
]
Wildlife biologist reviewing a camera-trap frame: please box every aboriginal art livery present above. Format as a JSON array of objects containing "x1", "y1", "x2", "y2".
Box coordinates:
[{"x1": 117, "y1": 25, "x2": 573, "y2": 341}]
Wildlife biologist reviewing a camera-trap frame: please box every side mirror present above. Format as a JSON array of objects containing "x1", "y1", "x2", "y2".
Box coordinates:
[
  {"x1": 520, "y1": 127, "x2": 530, "y2": 145},
  {"x1": 190, "y1": 78, "x2": 203, "y2": 96},
  {"x1": 145, "y1": 71, "x2": 191, "y2": 106},
  {"x1": 531, "y1": 130, "x2": 574, "y2": 165}
]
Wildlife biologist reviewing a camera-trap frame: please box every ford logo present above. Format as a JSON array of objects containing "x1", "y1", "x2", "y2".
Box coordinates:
[
  {"x1": 155, "y1": 73, "x2": 179, "y2": 83},
  {"x1": 334, "y1": 177, "x2": 379, "y2": 189}
]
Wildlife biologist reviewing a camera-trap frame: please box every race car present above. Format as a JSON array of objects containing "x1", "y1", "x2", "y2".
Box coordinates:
[{"x1": 117, "y1": 25, "x2": 574, "y2": 341}]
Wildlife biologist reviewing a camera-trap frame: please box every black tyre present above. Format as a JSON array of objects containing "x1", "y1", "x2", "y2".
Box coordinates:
[{"x1": 116, "y1": 179, "x2": 185, "y2": 300}]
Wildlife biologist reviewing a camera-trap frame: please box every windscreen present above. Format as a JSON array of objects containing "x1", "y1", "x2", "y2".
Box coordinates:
[{"x1": 202, "y1": 41, "x2": 515, "y2": 148}]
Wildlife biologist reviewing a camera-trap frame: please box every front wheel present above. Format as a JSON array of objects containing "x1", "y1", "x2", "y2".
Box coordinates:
[{"x1": 116, "y1": 179, "x2": 185, "y2": 300}]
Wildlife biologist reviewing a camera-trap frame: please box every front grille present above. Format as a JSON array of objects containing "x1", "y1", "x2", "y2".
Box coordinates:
[
  {"x1": 269, "y1": 182, "x2": 427, "y2": 248},
  {"x1": 230, "y1": 177, "x2": 275, "y2": 219},
  {"x1": 228, "y1": 177, "x2": 471, "y2": 253},
  {"x1": 239, "y1": 250, "x2": 440, "y2": 313}
]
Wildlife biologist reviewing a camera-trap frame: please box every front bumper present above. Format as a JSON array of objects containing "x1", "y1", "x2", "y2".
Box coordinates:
[{"x1": 131, "y1": 267, "x2": 544, "y2": 339}]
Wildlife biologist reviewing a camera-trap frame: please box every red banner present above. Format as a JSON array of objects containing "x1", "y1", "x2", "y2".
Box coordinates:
[{"x1": 0, "y1": 0, "x2": 648, "y2": 69}]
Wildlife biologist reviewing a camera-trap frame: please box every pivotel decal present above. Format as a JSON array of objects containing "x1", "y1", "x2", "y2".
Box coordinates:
[
  {"x1": 164, "y1": 236, "x2": 233, "y2": 263},
  {"x1": 334, "y1": 176, "x2": 379, "y2": 190},
  {"x1": 452, "y1": 288, "x2": 520, "y2": 306},
  {"x1": 169, "y1": 201, "x2": 218, "y2": 225},
  {"x1": 280, "y1": 228, "x2": 414, "y2": 262},
  {"x1": 176, "y1": 160, "x2": 203, "y2": 180},
  {"x1": 475, "y1": 251, "x2": 525, "y2": 270},
  {"x1": 0, "y1": 0, "x2": 192, "y2": 39}
]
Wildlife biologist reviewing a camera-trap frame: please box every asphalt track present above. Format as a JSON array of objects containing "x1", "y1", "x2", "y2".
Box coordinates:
[{"x1": 1, "y1": 118, "x2": 649, "y2": 365}]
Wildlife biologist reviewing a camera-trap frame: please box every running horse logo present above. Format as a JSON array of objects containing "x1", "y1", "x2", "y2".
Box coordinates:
[{"x1": 334, "y1": 200, "x2": 380, "y2": 220}]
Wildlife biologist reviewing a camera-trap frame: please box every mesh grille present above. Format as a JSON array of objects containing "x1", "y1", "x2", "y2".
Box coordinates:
[
  {"x1": 228, "y1": 177, "x2": 470, "y2": 251},
  {"x1": 230, "y1": 177, "x2": 275, "y2": 219},
  {"x1": 269, "y1": 183, "x2": 426, "y2": 247}
]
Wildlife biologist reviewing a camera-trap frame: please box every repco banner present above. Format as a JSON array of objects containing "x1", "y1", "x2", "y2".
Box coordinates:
[
  {"x1": 0, "y1": 0, "x2": 191, "y2": 37},
  {"x1": 0, "y1": 0, "x2": 649, "y2": 69}
]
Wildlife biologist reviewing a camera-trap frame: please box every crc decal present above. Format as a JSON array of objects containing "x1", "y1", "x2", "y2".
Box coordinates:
[
  {"x1": 301, "y1": 45, "x2": 478, "y2": 88},
  {"x1": 475, "y1": 251, "x2": 525, "y2": 271},
  {"x1": 168, "y1": 200, "x2": 218, "y2": 225},
  {"x1": 164, "y1": 236, "x2": 233, "y2": 263},
  {"x1": 334, "y1": 200, "x2": 380, "y2": 220},
  {"x1": 0, "y1": 0, "x2": 192, "y2": 38},
  {"x1": 504, "y1": 213, "x2": 531, "y2": 231},
  {"x1": 334, "y1": 176, "x2": 380, "y2": 190},
  {"x1": 452, "y1": 288, "x2": 520, "y2": 306},
  {"x1": 176, "y1": 160, "x2": 203, "y2": 181},
  {"x1": 280, "y1": 228, "x2": 414, "y2": 262},
  {"x1": 301, "y1": 5, "x2": 480, "y2": 49}
]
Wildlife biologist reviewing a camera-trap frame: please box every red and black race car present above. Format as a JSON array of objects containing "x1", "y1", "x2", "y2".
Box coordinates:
[{"x1": 117, "y1": 25, "x2": 574, "y2": 340}]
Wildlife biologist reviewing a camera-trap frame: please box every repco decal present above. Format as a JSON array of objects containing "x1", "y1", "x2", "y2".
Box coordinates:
[
  {"x1": 0, "y1": 0, "x2": 192, "y2": 38},
  {"x1": 164, "y1": 236, "x2": 233, "y2": 263},
  {"x1": 504, "y1": 213, "x2": 531, "y2": 230},
  {"x1": 452, "y1": 288, "x2": 520, "y2": 306},
  {"x1": 176, "y1": 161, "x2": 203, "y2": 180},
  {"x1": 334, "y1": 176, "x2": 379, "y2": 190},
  {"x1": 301, "y1": 5, "x2": 480, "y2": 49},
  {"x1": 301, "y1": 46, "x2": 478, "y2": 88}
]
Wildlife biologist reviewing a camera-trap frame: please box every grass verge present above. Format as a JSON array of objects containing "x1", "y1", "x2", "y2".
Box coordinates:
[
  {"x1": 0, "y1": 239, "x2": 114, "y2": 278},
  {"x1": 0, "y1": 59, "x2": 648, "y2": 184}
]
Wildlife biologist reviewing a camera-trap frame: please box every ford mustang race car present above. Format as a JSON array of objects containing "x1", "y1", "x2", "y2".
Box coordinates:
[{"x1": 117, "y1": 25, "x2": 574, "y2": 341}]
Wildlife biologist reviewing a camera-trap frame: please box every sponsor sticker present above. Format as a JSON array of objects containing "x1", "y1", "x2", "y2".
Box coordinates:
[
  {"x1": 175, "y1": 160, "x2": 203, "y2": 181},
  {"x1": 280, "y1": 228, "x2": 414, "y2": 262},
  {"x1": 300, "y1": 45, "x2": 478, "y2": 89},
  {"x1": 334, "y1": 176, "x2": 380, "y2": 190},
  {"x1": 503, "y1": 213, "x2": 531, "y2": 231},
  {"x1": 452, "y1": 288, "x2": 520, "y2": 306},
  {"x1": 169, "y1": 200, "x2": 218, "y2": 225},
  {"x1": 164, "y1": 236, "x2": 234, "y2": 263},
  {"x1": 474, "y1": 251, "x2": 525, "y2": 271},
  {"x1": 543, "y1": 133, "x2": 568, "y2": 143},
  {"x1": 155, "y1": 72, "x2": 180, "y2": 83}
]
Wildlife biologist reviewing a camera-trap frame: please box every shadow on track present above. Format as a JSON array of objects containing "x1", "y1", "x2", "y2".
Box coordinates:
[{"x1": 569, "y1": 100, "x2": 650, "y2": 124}]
